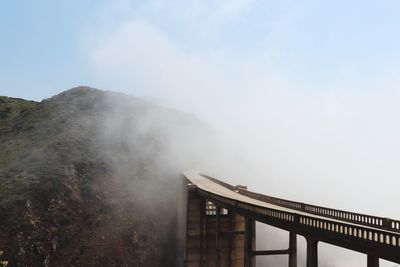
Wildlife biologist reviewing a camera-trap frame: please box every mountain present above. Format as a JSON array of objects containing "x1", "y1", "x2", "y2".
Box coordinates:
[{"x1": 0, "y1": 87, "x2": 206, "y2": 266}]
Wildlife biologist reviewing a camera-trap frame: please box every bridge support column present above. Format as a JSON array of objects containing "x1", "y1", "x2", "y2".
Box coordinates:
[
  {"x1": 244, "y1": 218, "x2": 255, "y2": 267},
  {"x1": 367, "y1": 255, "x2": 379, "y2": 267},
  {"x1": 185, "y1": 187, "x2": 206, "y2": 267},
  {"x1": 289, "y1": 232, "x2": 297, "y2": 267},
  {"x1": 306, "y1": 238, "x2": 318, "y2": 267},
  {"x1": 215, "y1": 206, "x2": 221, "y2": 267}
]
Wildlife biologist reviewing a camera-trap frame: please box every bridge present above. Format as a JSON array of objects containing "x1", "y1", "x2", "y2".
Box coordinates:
[{"x1": 183, "y1": 171, "x2": 400, "y2": 267}]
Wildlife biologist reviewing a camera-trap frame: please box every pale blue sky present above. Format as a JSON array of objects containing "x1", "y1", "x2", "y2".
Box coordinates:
[{"x1": 1, "y1": 0, "x2": 400, "y2": 101}]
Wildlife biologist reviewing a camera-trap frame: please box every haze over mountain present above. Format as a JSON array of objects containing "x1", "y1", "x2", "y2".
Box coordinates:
[{"x1": 0, "y1": 87, "x2": 211, "y2": 267}]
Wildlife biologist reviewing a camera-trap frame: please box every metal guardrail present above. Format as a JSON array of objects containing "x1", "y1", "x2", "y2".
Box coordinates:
[{"x1": 200, "y1": 173, "x2": 400, "y2": 234}]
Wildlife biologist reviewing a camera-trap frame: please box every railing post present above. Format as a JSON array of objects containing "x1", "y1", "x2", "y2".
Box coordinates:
[
  {"x1": 244, "y1": 218, "x2": 255, "y2": 267},
  {"x1": 367, "y1": 255, "x2": 379, "y2": 267},
  {"x1": 289, "y1": 231, "x2": 297, "y2": 267},
  {"x1": 216, "y1": 206, "x2": 221, "y2": 267},
  {"x1": 383, "y1": 218, "x2": 391, "y2": 229},
  {"x1": 306, "y1": 238, "x2": 318, "y2": 267}
]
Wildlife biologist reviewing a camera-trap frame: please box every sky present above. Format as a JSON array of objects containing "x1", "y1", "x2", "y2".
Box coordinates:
[
  {"x1": 2, "y1": 0, "x2": 400, "y2": 101},
  {"x1": 1, "y1": 1, "x2": 400, "y2": 265}
]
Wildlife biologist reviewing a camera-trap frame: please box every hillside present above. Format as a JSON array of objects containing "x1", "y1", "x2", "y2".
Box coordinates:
[
  {"x1": 0, "y1": 87, "x2": 205, "y2": 267},
  {"x1": 0, "y1": 96, "x2": 37, "y2": 120}
]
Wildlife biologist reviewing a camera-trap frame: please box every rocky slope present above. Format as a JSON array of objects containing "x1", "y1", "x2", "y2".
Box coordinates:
[{"x1": 0, "y1": 87, "x2": 205, "y2": 266}]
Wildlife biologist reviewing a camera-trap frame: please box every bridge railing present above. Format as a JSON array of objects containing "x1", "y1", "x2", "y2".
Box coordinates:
[
  {"x1": 299, "y1": 215, "x2": 400, "y2": 248},
  {"x1": 200, "y1": 174, "x2": 400, "y2": 234},
  {"x1": 199, "y1": 188, "x2": 400, "y2": 252},
  {"x1": 302, "y1": 203, "x2": 400, "y2": 233}
]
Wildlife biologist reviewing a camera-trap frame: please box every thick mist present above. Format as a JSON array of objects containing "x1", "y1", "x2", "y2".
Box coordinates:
[
  {"x1": 92, "y1": 88, "x2": 400, "y2": 267},
  {"x1": 94, "y1": 90, "x2": 227, "y2": 265},
  {"x1": 82, "y1": 2, "x2": 400, "y2": 266}
]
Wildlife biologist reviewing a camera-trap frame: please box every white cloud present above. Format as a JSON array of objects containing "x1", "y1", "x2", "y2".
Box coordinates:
[{"x1": 85, "y1": 2, "x2": 400, "y2": 266}]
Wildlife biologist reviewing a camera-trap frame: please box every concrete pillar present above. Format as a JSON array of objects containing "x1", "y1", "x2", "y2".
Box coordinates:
[
  {"x1": 289, "y1": 232, "x2": 297, "y2": 267},
  {"x1": 185, "y1": 188, "x2": 206, "y2": 267},
  {"x1": 367, "y1": 255, "x2": 379, "y2": 267},
  {"x1": 231, "y1": 212, "x2": 246, "y2": 267},
  {"x1": 306, "y1": 238, "x2": 318, "y2": 267},
  {"x1": 244, "y1": 218, "x2": 255, "y2": 267},
  {"x1": 227, "y1": 214, "x2": 233, "y2": 267},
  {"x1": 216, "y1": 207, "x2": 221, "y2": 267}
]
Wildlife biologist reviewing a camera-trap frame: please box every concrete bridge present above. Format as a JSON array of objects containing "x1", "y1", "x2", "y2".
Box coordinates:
[{"x1": 183, "y1": 171, "x2": 400, "y2": 267}]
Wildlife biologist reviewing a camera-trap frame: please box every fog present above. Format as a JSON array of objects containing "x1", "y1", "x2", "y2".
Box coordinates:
[{"x1": 83, "y1": 1, "x2": 400, "y2": 266}]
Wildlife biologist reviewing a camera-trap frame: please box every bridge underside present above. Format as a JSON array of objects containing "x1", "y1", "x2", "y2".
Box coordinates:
[{"x1": 185, "y1": 187, "x2": 298, "y2": 267}]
